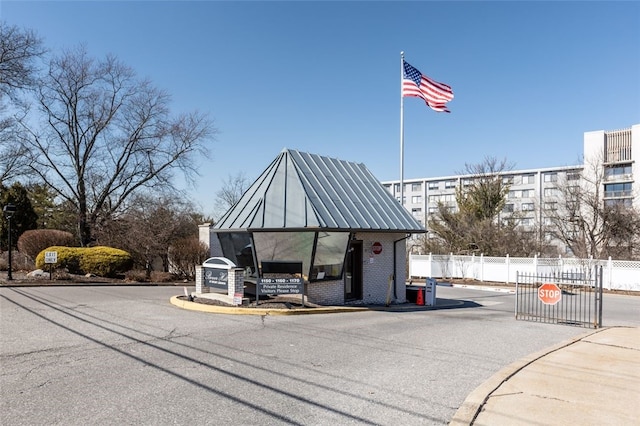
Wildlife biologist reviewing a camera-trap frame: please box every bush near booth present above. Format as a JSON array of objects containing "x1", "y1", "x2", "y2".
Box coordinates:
[
  {"x1": 18, "y1": 229, "x2": 77, "y2": 261},
  {"x1": 35, "y1": 246, "x2": 133, "y2": 277}
]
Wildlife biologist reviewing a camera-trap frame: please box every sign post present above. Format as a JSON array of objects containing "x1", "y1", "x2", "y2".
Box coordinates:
[
  {"x1": 44, "y1": 251, "x2": 58, "y2": 280},
  {"x1": 538, "y1": 283, "x2": 562, "y2": 305}
]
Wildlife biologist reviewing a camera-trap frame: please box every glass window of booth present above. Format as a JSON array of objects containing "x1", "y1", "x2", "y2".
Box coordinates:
[
  {"x1": 311, "y1": 232, "x2": 349, "y2": 281},
  {"x1": 253, "y1": 232, "x2": 314, "y2": 279},
  {"x1": 217, "y1": 233, "x2": 255, "y2": 274}
]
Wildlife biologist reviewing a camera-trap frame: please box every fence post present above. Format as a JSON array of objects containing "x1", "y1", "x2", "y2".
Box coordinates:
[
  {"x1": 506, "y1": 254, "x2": 510, "y2": 284},
  {"x1": 480, "y1": 253, "x2": 484, "y2": 282},
  {"x1": 559, "y1": 254, "x2": 563, "y2": 274},
  {"x1": 450, "y1": 252, "x2": 454, "y2": 279},
  {"x1": 471, "y1": 253, "x2": 475, "y2": 280},
  {"x1": 428, "y1": 252, "x2": 433, "y2": 278},
  {"x1": 607, "y1": 256, "x2": 613, "y2": 290}
]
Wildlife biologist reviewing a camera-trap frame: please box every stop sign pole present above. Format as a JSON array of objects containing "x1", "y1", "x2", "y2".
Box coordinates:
[{"x1": 538, "y1": 282, "x2": 562, "y2": 305}]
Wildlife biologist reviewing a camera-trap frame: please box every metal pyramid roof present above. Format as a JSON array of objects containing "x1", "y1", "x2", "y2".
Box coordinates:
[{"x1": 214, "y1": 149, "x2": 425, "y2": 233}]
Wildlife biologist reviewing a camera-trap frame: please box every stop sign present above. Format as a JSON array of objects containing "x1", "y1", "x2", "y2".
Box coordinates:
[
  {"x1": 538, "y1": 283, "x2": 562, "y2": 305},
  {"x1": 372, "y1": 242, "x2": 382, "y2": 255}
]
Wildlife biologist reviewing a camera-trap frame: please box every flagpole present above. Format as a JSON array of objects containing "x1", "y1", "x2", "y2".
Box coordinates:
[{"x1": 400, "y1": 51, "x2": 405, "y2": 209}]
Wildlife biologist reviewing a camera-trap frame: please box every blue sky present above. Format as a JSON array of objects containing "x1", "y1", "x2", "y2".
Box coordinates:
[{"x1": 2, "y1": 1, "x2": 639, "y2": 217}]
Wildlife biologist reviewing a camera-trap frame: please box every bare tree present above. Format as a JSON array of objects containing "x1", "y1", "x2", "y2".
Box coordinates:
[
  {"x1": 214, "y1": 172, "x2": 250, "y2": 219},
  {"x1": 544, "y1": 156, "x2": 640, "y2": 259},
  {"x1": 0, "y1": 22, "x2": 45, "y2": 183},
  {"x1": 95, "y1": 194, "x2": 201, "y2": 278},
  {"x1": 16, "y1": 46, "x2": 215, "y2": 245}
]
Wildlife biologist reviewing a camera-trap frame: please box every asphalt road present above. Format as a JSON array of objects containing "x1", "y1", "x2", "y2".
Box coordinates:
[{"x1": 1, "y1": 285, "x2": 637, "y2": 425}]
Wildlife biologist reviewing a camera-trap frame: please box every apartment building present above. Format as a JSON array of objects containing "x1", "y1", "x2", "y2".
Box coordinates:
[{"x1": 383, "y1": 124, "x2": 639, "y2": 254}]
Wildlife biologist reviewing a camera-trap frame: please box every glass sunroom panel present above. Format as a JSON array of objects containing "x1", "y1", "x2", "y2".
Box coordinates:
[
  {"x1": 311, "y1": 232, "x2": 349, "y2": 280},
  {"x1": 253, "y1": 232, "x2": 314, "y2": 279}
]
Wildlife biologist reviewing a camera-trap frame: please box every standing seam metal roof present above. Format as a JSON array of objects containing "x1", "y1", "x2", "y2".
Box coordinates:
[{"x1": 213, "y1": 149, "x2": 425, "y2": 233}]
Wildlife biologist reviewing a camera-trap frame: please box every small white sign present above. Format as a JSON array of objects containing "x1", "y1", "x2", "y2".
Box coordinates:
[{"x1": 44, "y1": 251, "x2": 58, "y2": 264}]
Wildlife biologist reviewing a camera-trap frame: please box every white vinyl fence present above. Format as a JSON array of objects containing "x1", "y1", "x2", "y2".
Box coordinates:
[{"x1": 409, "y1": 253, "x2": 640, "y2": 292}]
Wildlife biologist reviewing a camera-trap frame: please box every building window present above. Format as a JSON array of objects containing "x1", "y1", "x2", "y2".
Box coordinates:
[
  {"x1": 428, "y1": 206, "x2": 438, "y2": 214},
  {"x1": 509, "y1": 189, "x2": 533, "y2": 199},
  {"x1": 544, "y1": 187, "x2": 558, "y2": 197},
  {"x1": 605, "y1": 198, "x2": 632, "y2": 207},
  {"x1": 503, "y1": 176, "x2": 514, "y2": 185},
  {"x1": 604, "y1": 182, "x2": 632, "y2": 198},
  {"x1": 412, "y1": 207, "x2": 422, "y2": 216},
  {"x1": 503, "y1": 204, "x2": 514, "y2": 213},
  {"x1": 428, "y1": 182, "x2": 439, "y2": 190},
  {"x1": 394, "y1": 184, "x2": 400, "y2": 192},
  {"x1": 445, "y1": 180, "x2": 456, "y2": 189},
  {"x1": 428, "y1": 195, "x2": 440, "y2": 203},
  {"x1": 544, "y1": 202, "x2": 557, "y2": 211},
  {"x1": 411, "y1": 183, "x2": 422, "y2": 191},
  {"x1": 544, "y1": 173, "x2": 558, "y2": 182},
  {"x1": 604, "y1": 164, "x2": 632, "y2": 179},
  {"x1": 411, "y1": 195, "x2": 422, "y2": 204},
  {"x1": 520, "y1": 217, "x2": 533, "y2": 226},
  {"x1": 567, "y1": 172, "x2": 581, "y2": 181},
  {"x1": 522, "y1": 203, "x2": 534, "y2": 211},
  {"x1": 462, "y1": 179, "x2": 472, "y2": 187},
  {"x1": 522, "y1": 174, "x2": 535, "y2": 184}
]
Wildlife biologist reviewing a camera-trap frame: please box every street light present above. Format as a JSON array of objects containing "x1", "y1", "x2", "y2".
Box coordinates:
[{"x1": 3, "y1": 203, "x2": 17, "y2": 281}]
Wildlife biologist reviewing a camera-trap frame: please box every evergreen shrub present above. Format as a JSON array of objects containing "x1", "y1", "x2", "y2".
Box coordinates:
[{"x1": 35, "y1": 246, "x2": 133, "y2": 277}]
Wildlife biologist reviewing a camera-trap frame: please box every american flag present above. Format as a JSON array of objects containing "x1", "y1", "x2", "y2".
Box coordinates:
[{"x1": 402, "y1": 60, "x2": 454, "y2": 113}]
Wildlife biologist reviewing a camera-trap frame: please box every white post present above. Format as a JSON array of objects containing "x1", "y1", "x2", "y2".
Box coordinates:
[
  {"x1": 480, "y1": 253, "x2": 484, "y2": 282},
  {"x1": 400, "y1": 51, "x2": 405, "y2": 210},
  {"x1": 471, "y1": 253, "x2": 475, "y2": 280},
  {"x1": 506, "y1": 254, "x2": 510, "y2": 284}
]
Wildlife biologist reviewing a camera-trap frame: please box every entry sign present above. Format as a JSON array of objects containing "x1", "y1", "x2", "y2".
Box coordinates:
[
  {"x1": 538, "y1": 283, "x2": 562, "y2": 305},
  {"x1": 44, "y1": 251, "x2": 58, "y2": 264},
  {"x1": 372, "y1": 242, "x2": 382, "y2": 255}
]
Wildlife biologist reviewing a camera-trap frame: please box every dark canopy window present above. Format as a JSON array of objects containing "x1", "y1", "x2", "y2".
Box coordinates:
[{"x1": 217, "y1": 232, "x2": 255, "y2": 274}]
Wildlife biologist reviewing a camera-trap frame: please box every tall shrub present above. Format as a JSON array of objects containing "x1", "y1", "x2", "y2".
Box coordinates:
[{"x1": 18, "y1": 229, "x2": 76, "y2": 260}]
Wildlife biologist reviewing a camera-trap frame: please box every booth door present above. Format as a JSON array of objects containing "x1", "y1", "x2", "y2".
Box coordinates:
[{"x1": 345, "y1": 240, "x2": 363, "y2": 301}]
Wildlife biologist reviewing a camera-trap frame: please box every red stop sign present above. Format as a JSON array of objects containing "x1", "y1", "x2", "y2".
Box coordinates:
[
  {"x1": 372, "y1": 242, "x2": 382, "y2": 255},
  {"x1": 538, "y1": 283, "x2": 562, "y2": 305}
]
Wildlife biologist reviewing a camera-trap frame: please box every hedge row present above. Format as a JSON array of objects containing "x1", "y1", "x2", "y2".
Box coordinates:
[{"x1": 35, "y1": 246, "x2": 133, "y2": 277}]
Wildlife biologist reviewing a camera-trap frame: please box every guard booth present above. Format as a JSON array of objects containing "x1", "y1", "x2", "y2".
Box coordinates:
[{"x1": 200, "y1": 149, "x2": 426, "y2": 306}]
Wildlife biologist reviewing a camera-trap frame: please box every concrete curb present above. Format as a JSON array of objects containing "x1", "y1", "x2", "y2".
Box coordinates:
[
  {"x1": 169, "y1": 296, "x2": 465, "y2": 315},
  {"x1": 1, "y1": 281, "x2": 188, "y2": 287},
  {"x1": 169, "y1": 295, "x2": 370, "y2": 315},
  {"x1": 448, "y1": 327, "x2": 606, "y2": 426}
]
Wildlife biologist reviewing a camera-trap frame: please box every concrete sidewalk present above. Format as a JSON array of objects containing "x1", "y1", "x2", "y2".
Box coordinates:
[{"x1": 450, "y1": 326, "x2": 640, "y2": 426}]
